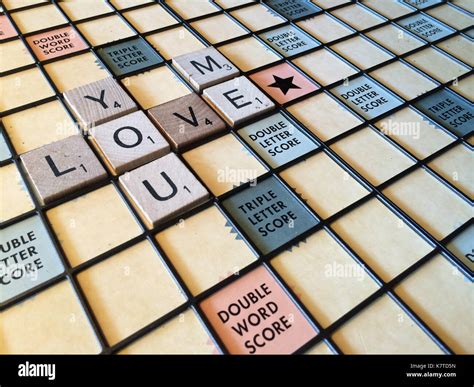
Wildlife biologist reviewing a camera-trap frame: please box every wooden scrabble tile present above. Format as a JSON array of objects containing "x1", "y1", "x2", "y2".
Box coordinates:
[
  {"x1": 21, "y1": 135, "x2": 107, "y2": 205},
  {"x1": 90, "y1": 110, "x2": 170, "y2": 175},
  {"x1": 0, "y1": 15, "x2": 18, "y2": 40},
  {"x1": 0, "y1": 163, "x2": 34, "y2": 222},
  {"x1": 0, "y1": 39, "x2": 34, "y2": 72},
  {"x1": 203, "y1": 76, "x2": 275, "y2": 127},
  {"x1": 119, "y1": 153, "x2": 209, "y2": 229},
  {"x1": 147, "y1": 93, "x2": 226, "y2": 151},
  {"x1": 190, "y1": 14, "x2": 247, "y2": 44},
  {"x1": 64, "y1": 77, "x2": 137, "y2": 130},
  {"x1": 172, "y1": 47, "x2": 240, "y2": 92},
  {"x1": 77, "y1": 14, "x2": 135, "y2": 47},
  {"x1": 11, "y1": 4, "x2": 67, "y2": 34}
]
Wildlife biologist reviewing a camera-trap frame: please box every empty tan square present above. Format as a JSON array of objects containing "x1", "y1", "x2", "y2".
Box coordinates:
[
  {"x1": 216, "y1": 0, "x2": 255, "y2": 8},
  {"x1": 280, "y1": 152, "x2": 368, "y2": 219},
  {"x1": 370, "y1": 61, "x2": 438, "y2": 101},
  {"x1": 11, "y1": 4, "x2": 66, "y2": 34},
  {"x1": 363, "y1": 0, "x2": 413, "y2": 18},
  {"x1": 191, "y1": 14, "x2": 247, "y2": 44},
  {"x1": 396, "y1": 255, "x2": 474, "y2": 354},
  {"x1": 120, "y1": 309, "x2": 217, "y2": 354},
  {"x1": 0, "y1": 163, "x2": 34, "y2": 222},
  {"x1": 3, "y1": 100, "x2": 77, "y2": 154},
  {"x1": 306, "y1": 342, "x2": 335, "y2": 355},
  {"x1": 2, "y1": 0, "x2": 46, "y2": 10},
  {"x1": 0, "y1": 39, "x2": 34, "y2": 73},
  {"x1": 383, "y1": 169, "x2": 473, "y2": 240},
  {"x1": 77, "y1": 15, "x2": 135, "y2": 46},
  {"x1": 218, "y1": 36, "x2": 280, "y2": 72},
  {"x1": 428, "y1": 144, "x2": 473, "y2": 199},
  {"x1": 375, "y1": 107, "x2": 454, "y2": 160},
  {"x1": 450, "y1": 75, "x2": 473, "y2": 101},
  {"x1": 123, "y1": 4, "x2": 177, "y2": 33},
  {"x1": 427, "y1": 4, "x2": 473, "y2": 30},
  {"x1": 47, "y1": 184, "x2": 142, "y2": 267},
  {"x1": 273, "y1": 230, "x2": 379, "y2": 328},
  {"x1": 452, "y1": 0, "x2": 474, "y2": 12},
  {"x1": 0, "y1": 280, "x2": 100, "y2": 354},
  {"x1": 332, "y1": 295, "x2": 443, "y2": 354},
  {"x1": 59, "y1": 0, "x2": 113, "y2": 21},
  {"x1": 366, "y1": 24, "x2": 425, "y2": 56},
  {"x1": 44, "y1": 52, "x2": 109, "y2": 93},
  {"x1": 123, "y1": 66, "x2": 190, "y2": 109},
  {"x1": 0, "y1": 67, "x2": 54, "y2": 113},
  {"x1": 77, "y1": 240, "x2": 185, "y2": 345},
  {"x1": 110, "y1": 0, "x2": 152, "y2": 9},
  {"x1": 331, "y1": 36, "x2": 393, "y2": 70},
  {"x1": 167, "y1": 0, "x2": 219, "y2": 19},
  {"x1": 405, "y1": 48, "x2": 470, "y2": 84},
  {"x1": 230, "y1": 3, "x2": 285, "y2": 32},
  {"x1": 313, "y1": 0, "x2": 351, "y2": 8},
  {"x1": 331, "y1": 127, "x2": 415, "y2": 186},
  {"x1": 293, "y1": 49, "x2": 357, "y2": 86},
  {"x1": 332, "y1": 198, "x2": 433, "y2": 281},
  {"x1": 331, "y1": 4, "x2": 385, "y2": 31},
  {"x1": 146, "y1": 26, "x2": 206, "y2": 60},
  {"x1": 297, "y1": 14, "x2": 353, "y2": 43},
  {"x1": 183, "y1": 134, "x2": 267, "y2": 196},
  {"x1": 437, "y1": 35, "x2": 473, "y2": 67},
  {"x1": 156, "y1": 205, "x2": 257, "y2": 295}
]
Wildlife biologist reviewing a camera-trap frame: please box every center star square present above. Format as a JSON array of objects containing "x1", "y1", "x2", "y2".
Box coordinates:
[{"x1": 268, "y1": 75, "x2": 302, "y2": 95}]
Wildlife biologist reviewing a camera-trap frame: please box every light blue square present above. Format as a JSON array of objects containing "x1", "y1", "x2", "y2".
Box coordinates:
[
  {"x1": 398, "y1": 14, "x2": 454, "y2": 42},
  {"x1": 259, "y1": 25, "x2": 320, "y2": 57},
  {"x1": 402, "y1": 0, "x2": 443, "y2": 9},
  {"x1": 0, "y1": 132, "x2": 11, "y2": 162},
  {"x1": 447, "y1": 225, "x2": 474, "y2": 272}
]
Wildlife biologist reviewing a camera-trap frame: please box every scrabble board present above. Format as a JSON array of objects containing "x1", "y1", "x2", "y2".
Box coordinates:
[{"x1": 0, "y1": 0, "x2": 472, "y2": 356}]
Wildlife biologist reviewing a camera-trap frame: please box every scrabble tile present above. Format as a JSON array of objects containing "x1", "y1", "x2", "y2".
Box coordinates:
[
  {"x1": 0, "y1": 280, "x2": 100, "y2": 354},
  {"x1": 272, "y1": 230, "x2": 379, "y2": 327},
  {"x1": 222, "y1": 176, "x2": 318, "y2": 254},
  {"x1": 414, "y1": 89, "x2": 473, "y2": 137},
  {"x1": 0, "y1": 131, "x2": 11, "y2": 161},
  {"x1": 405, "y1": 47, "x2": 470, "y2": 84},
  {"x1": 97, "y1": 37, "x2": 163, "y2": 77},
  {"x1": 44, "y1": 52, "x2": 109, "y2": 93},
  {"x1": 64, "y1": 77, "x2": 137, "y2": 130},
  {"x1": 287, "y1": 92, "x2": 363, "y2": 141},
  {"x1": 123, "y1": 3, "x2": 178, "y2": 34},
  {"x1": 230, "y1": 3, "x2": 286, "y2": 32},
  {"x1": 374, "y1": 107, "x2": 454, "y2": 160},
  {"x1": 238, "y1": 112, "x2": 318, "y2": 168},
  {"x1": 398, "y1": 14, "x2": 455, "y2": 43},
  {"x1": 383, "y1": 169, "x2": 472, "y2": 240},
  {"x1": 296, "y1": 14, "x2": 353, "y2": 44},
  {"x1": 3, "y1": 100, "x2": 78, "y2": 155},
  {"x1": 371, "y1": 61, "x2": 438, "y2": 101},
  {"x1": 446, "y1": 225, "x2": 474, "y2": 271},
  {"x1": 332, "y1": 198, "x2": 433, "y2": 281},
  {"x1": 0, "y1": 68, "x2": 54, "y2": 113},
  {"x1": 58, "y1": 0, "x2": 113, "y2": 21},
  {"x1": 47, "y1": 184, "x2": 142, "y2": 267},
  {"x1": 363, "y1": 0, "x2": 414, "y2": 19},
  {"x1": 259, "y1": 25, "x2": 320, "y2": 58},
  {"x1": 156, "y1": 205, "x2": 257, "y2": 295},
  {"x1": 402, "y1": 0, "x2": 442, "y2": 9},
  {"x1": 218, "y1": 36, "x2": 281, "y2": 72},
  {"x1": 331, "y1": 4, "x2": 386, "y2": 31},
  {"x1": 21, "y1": 135, "x2": 107, "y2": 205},
  {"x1": 0, "y1": 163, "x2": 34, "y2": 222},
  {"x1": 427, "y1": 3, "x2": 473, "y2": 30},
  {"x1": 26, "y1": 26, "x2": 88, "y2": 62},
  {"x1": 0, "y1": 216, "x2": 63, "y2": 304},
  {"x1": 0, "y1": 39, "x2": 34, "y2": 73},
  {"x1": 331, "y1": 76, "x2": 404, "y2": 120},
  {"x1": 190, "y1": 14, "x2": 247, "y2": 45},
  {"x1": 266, "y1": 0, "x2": 321, "y2": 20},
  {"x1": 77, "y1": 15, "x2": 135, "y2": 47},
  {"x1": 331, "y1": 36, "x2": 394, "y2": 70},
  {"x1": 428, "y1": 144, "x2": 473, "y2": 198},
  {"x1": 200, "y1": 266, "x2": 316, "y2": 354},
  {"x1": 396, "y1": 255, "x2": 473, "y2": 353},
  {"x1": 90, "y1": 111, "x2": 170, "y2": 175},
  {"x1": 147, "y1": 93, "x2": 226, "y2": 151},
  {"x1": 167, "y1": 0, "x2": 219, "y2": 20},
  {"x1": 77, "y1": 240, "x2": 185, "y2": 345},
  {"x1": 365, "y1": 24, "x2": 425, "y2": 56},
  {"x1": 119, "y1": 153, "x2": 209, "y2": 229},
  {"x1": 331, "y1": 127, "x2": 415, "y2": 186},
  {"x1": 203, "y1": 76, "x2": 275, "y2": 127},
  {"x1": 436, "y1": 35, "x2": 473, "y2": 67},
  {"x1": 172, "y1": 47, "x2": 240, "y2": 92},
  {"x1": 11, "y1": 4, "x2": 67, "y2": 34},
  {"x1": 122, "y1": 66, "x2": 191, "y2": 110},
  {"x1": 183, "y1": 134, "x2": 267, "y2": 196},
  {"x1": 0, "y1": 15, "x2": 18, "y2": 40},
  {"x1": 280, "y1": 152, "x2": 369, "y2": 218},
  {"x1": 293, "y1": 48, "x2": 357, "y2": 86},
  {"x1": 332, "y1": 295, "x2": 442, "y2": 354},
  {"x1": 120, "y1": 308, "x2": 217, "y2": 354},
  {"x1": 146, "y1": 26, "x2": 206, "y2": 61}
]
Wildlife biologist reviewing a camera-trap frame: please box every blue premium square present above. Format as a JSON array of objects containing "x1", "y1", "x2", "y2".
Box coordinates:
[
  {"x1": 259, "y1": 25, "x2": 320, "y2": 57},
  {"x1": 266, "y1": 0, "x2": 321, "y2": 20}
]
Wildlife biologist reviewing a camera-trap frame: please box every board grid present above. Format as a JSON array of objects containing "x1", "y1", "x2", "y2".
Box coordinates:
[{"x1": 0, "y1": 0, "x2": 472, "y2": 355}]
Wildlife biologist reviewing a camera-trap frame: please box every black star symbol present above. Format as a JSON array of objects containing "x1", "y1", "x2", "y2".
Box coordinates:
[{"x1": 268, "y1": 75, "x2": 301, "y2": 95}]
